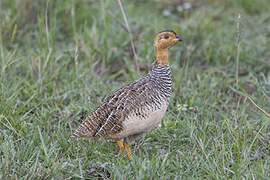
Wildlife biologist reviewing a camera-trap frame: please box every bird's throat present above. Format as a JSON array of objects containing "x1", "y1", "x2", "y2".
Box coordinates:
[{"x1": 154, "y1": 48, "x2": 169, "y2": 65}]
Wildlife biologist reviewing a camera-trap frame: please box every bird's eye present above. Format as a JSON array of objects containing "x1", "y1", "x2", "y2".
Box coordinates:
[{"x1": 164, "y1": 35, "x2": 170, "y2": 39}]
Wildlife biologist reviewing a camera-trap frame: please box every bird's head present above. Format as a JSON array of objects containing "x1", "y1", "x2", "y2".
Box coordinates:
[
  {"x1": 154, "y1": 30, "x2": 182, "y2": 65},
  {"x1": 154, "y1": 30, "x2": 182, "y2": 50}
]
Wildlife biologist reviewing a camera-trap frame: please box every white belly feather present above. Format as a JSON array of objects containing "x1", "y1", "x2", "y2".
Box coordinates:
[{"x1": 111, "y1": 102, "x2": 168, "y2": 139}]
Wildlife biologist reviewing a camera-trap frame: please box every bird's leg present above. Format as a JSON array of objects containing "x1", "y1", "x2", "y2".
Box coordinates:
[
  {"x1": 123, "y1": 139, "x2": 132, "y2": 159},
  {"x1": 115, "y1": 139, "x2": 124, "y2": 154},
  {"x1": 124, "y1": 143, "x2": 132, "y2": 159}
]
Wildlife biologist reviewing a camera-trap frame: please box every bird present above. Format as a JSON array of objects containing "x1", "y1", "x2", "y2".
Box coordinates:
[{"x1": 69, "y1": 30, "x2": 182, "y2": 158}]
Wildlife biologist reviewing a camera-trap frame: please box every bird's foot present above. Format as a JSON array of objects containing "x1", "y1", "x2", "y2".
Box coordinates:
[
  {"x1": 124, "y1": 142, "x2": 132, "y2": 159},
  {"x1": 115, "y1": 139, "x2": 132, "y2": 159},
  {"x1": 115, "y1": 140, "x2": 124, "y2": 154}
]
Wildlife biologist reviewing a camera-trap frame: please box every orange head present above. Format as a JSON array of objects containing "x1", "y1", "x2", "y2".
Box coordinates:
[{"x1": 154, "y1": 30, "x2": 182, "y2": 65}]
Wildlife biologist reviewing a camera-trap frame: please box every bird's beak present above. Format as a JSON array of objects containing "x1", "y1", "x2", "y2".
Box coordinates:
[
  {"x1": 172, "y1": 35, "x2": 183, "y2": 43},
  {"x1": 175, "y1": 35, "x2": 183, "y2": 41}
]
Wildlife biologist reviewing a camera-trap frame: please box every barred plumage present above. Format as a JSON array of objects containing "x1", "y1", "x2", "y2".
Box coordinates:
[
  {"x1": 69, "y1": 30, "x2": 182, "y2": 158},
  {"x1": 69, "y1": 63, "x2": 171, "y2": 140}
]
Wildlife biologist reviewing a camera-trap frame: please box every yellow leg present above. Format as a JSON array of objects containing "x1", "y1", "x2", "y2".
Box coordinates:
[
  {"x1": 115, "y1": 140, "x2": 124, "y2": 154},
  {"x1": 124, "y1": 142, "x2": 132, "y2": 159}
]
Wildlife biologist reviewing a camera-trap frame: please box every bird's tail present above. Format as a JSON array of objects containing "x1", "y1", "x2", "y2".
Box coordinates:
[
  {"x1": 69, "y1": 131, "x2": 80, "y2": 142},
  {"x1": 69, "y1": 118, "x2": 96, "y2": 142}
]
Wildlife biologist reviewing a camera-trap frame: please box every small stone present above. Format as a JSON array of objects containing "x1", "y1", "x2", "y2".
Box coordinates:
[
  {"x1": 183, "y1": 2, "x2": 191, "y2": 10},
  {"x1": 163, "y1": 9, "x2": 171, "y2": 17}
]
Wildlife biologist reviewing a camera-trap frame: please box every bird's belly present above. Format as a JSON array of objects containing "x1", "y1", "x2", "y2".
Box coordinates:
[{"x1": 111, "y1": 102, "x2": 168, "y2": 139}]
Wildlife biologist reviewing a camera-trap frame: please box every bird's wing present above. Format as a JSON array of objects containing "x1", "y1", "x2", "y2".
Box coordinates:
[{"x1": 69, "y1": 75, "x2": 152, "y2": 140}]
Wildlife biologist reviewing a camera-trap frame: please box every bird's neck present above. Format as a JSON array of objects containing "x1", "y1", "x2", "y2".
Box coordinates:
[{"x1": 154, "y1": 48, "x2": 169, "y2": 65}]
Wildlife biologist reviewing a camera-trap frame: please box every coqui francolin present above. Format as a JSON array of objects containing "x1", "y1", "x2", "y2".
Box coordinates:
[{"x1": 70, "y1": 30, "x2": 182, "y2": 158}]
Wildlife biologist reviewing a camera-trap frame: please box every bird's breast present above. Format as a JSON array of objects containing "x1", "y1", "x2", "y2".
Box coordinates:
[{"x1": 110, "y1": 100, "x2": 168, "y2": 139}]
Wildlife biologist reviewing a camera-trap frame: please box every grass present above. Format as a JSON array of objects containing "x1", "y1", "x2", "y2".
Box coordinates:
[{"x1": 1, "y1": 0, "x2": 270, "y2": 179}]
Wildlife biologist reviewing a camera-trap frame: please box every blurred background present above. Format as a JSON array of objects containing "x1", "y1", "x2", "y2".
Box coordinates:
[{"x1": 1, "y1": 0, "x2": 270, "y2": 179}]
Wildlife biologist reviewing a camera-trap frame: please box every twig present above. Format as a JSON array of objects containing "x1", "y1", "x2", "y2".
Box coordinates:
[
  {"x1": 11, "y1": 24, "x2": 17, "y2": 42},
  {"x1": 107, "y1": 10, "x2": 129, "y2": 32},
  {"x1": 45, "y1": 0, "x2": 50, "y2": 48},
  {"x1": 235, "y1": 13, "x2": 241, "y2": 87},
  {"x1": 117, "y1": 0, "x2": 139, "y2": 71},
  {"x1": 74, "y1": 45, "x2": 79, "y2": 72},
  {"x1": 248, "y1": 96, "x2": 270, "y2": 118},
  {"x1": 230, "y1": 87, "x2": 270, "y2": 119}
]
